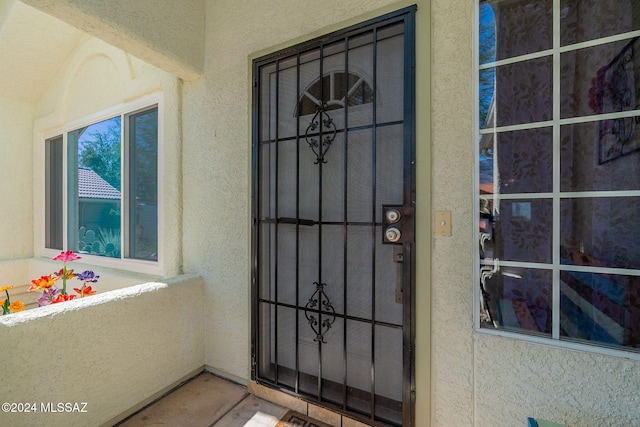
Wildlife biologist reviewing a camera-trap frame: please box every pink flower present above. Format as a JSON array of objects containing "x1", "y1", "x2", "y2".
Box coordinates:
[{"x1": 52, "y1": 250, "x2": 82, "y2": 263}]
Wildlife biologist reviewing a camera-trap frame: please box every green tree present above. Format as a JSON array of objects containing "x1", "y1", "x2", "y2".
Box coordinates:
[
  {"x1": 479, "y1": 2, "x2": 496, "y2": 129},
  {"x1": 79, "y1": 117, "x2": 121, "y2": 190}
]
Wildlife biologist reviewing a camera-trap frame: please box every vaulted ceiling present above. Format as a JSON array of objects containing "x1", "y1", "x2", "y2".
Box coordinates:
[
  {"x1": 0, "y1": 0, "x2": 205, "y2": 105},
  {"x1": 0, "y1": 0, "x2": 82, "y2": 104}
]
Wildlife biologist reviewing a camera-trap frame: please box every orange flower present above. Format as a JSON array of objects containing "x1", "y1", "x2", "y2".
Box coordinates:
[
  {"x1": 0, "y1": 285, "x2": 14, "y2": 292},
  {"x1": 73, "y1": 285, "x2": 96, "y2": 297},
  {"x1": 51, "y1": 294, "x2": 76, "y2": 304},
  {"x1": 0, "y1": 299, "x2": 5, "y2": 307},
  {"x1": 9, "y1": 301, "x2": 24, "y2": 313},
  {"x1": 29, "y1": 275, "x2": 58, "y2": 291},
  {"x1": 55, "y1": 268, "x2": 76, "y2": 280}
]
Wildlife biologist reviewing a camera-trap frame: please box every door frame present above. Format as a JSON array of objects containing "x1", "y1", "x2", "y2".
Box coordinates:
[{"x1": 250, "y1": 6, "x2": 417, "y2": 426}]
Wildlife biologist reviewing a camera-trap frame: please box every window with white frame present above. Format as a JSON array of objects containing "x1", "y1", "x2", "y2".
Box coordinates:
[
  {"x1": 45, "y1": 104, "x2": 158, "y2": 262},
  {"x1": 477, "y1": 0, "x2": 640, "y2": 353}
]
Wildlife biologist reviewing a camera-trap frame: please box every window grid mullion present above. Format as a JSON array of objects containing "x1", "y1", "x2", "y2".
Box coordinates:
[
  {"x1": 62, "y1": 133, "x2": 69, "y2": 252},
  {"x1": 122, "y1": 113, "x2": 129, "y2": 259},
  {"x1": 551, "y1": 0, "x2": 561, "y2": 341}
]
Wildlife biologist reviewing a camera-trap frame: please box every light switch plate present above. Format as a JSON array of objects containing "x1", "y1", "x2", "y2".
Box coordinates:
[{"x1": 434, "y1": 211, "x2": 452, "y2": 236}]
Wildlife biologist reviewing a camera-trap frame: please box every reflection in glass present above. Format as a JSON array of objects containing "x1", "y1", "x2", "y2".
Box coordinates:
[
  {"x1": 45, "y1": 136, "x2": 64, "y2": 250},
  {"x1": 493, "y1": 127, "x2": 553, "y2": 194},
  {"x1": 560, "y1": 270, "x2": 640, "y2": 350},
  {"x1": 481, "y1": 0, "x2": 552, "y2": 63},
  {"x1": 479, "y1": 2, "x2": 496, "y2": 128},
  {"x1": 560, "y1": 0, "x2": 640, "y2": 46},
  {"x1": 495, "y1": 57, "x2": 553, "y2": 127},
  {"x1": 561, "y1": 197, "x2": 640, "y2": 270},
  {"x1": 71, "y1": 117, "x2": 122, "y2": 258},
  {"x1": 479, "y1": 2, "x2": 496, "y2": 65},
  {"x1": 561, "y1": 121, "x2": 640, "y2": 192},
  {"x1": 477, "y1": 0, "x2": 640, "y2": 353},
  {"x1": 561, "y1": 37, "x2": 640, "y2": 119},
  {"x1": 129, "y1": 108, "x2": 158, "y2": 261},
  {"x1": 479, "y1": 68, "x2": 495, "y2": 129},
  {"x1": 480, "y1": 267, "x2": 552, "y2": 336},
  {"x1": 483, "y1": 198, "x2": 553, "y2": 264}
]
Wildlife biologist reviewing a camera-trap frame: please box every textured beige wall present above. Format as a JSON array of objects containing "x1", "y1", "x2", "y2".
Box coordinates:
[
  {"x1": 475, "y1": 336, "x2": 640, "y2": 426},
  {"x1": 430, "y1": 0, "x2": 475, "y2": 425},
  {"x1": 0, "y1": 276, "x2": 204, "y2": 427},
  {"x1": 0, "y1": 97, "x2": 33, "y2": 259}
]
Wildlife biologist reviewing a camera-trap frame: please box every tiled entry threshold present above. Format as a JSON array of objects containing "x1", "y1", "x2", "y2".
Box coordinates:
[{"x1": 114, "y1": 372, "x2": 371, "y2": 427}]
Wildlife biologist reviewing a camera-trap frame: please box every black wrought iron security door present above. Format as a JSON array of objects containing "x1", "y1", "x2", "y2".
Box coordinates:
[{"x1": 252, "y1": 7, "x2": 415, "y2": 427}]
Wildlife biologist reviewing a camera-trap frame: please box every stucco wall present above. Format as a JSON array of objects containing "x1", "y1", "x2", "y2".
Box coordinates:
[
  {"x1": 0, "y1": 275, "x2": 205, "y2": 427},
  {"x1": 0, "y1": 97, "x2": 33, "y2": 259},
  {"x1": 430, "y1": 1, "x2": 475, "y2": 425}
]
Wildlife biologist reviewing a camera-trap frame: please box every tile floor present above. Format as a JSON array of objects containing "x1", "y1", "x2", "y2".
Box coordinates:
[{"x1": 115, "y1": 372, "x2": 310, "y2": 427}]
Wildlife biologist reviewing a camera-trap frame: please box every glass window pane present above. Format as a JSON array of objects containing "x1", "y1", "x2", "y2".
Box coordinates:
[
  {"x1": 72, "y1": 117, "x2": 122, "y2": 258},
  {"x1": 478, "y1": 0, "x2": 640, "y2": 353},
  {"x1": 479, "y1": 67, "x2": 495, "y2": 129},
  {"x1": 560, "y1": 270, "x2": 640, "y2": 350},
  {"x1": 479, "y1": 3, "x2": 496, "y2": 66},
  {"x1": 129, "y1": 107, "x2": 158, "y2": 261},
  {"x1": 490, "y1": 199, "x2": 553, "y2": 264},
  {"x1": 495, "y1": 56, "x2": 552, "y2": 127},
  {"x1": 45, "y1": 136, "x2": 64, "y2": 250},
  {"x1": 561, "y1": 121, "x2": 640, "y2": 192},
  {"x1": 482, "y1": 0, "x2": 552, "y2": 63},
  {"x1": 560, "y1": 37, "x2": 640, "y2": 119},
  {"x1": 560, "y1": 0, "x2": 640, "y2": 46},
  {"x1": 479, "y1": 135, "x2": 494, "y2": 192},
  {"x1": 481, "y1": 267, "x2": 552, "y2": 336},
  {"x1": 561, "y1": 197, "x2": 640, "y2": 270},
  {"x1": 494, "y1": 127, "x2": 553, "y2": 194}
]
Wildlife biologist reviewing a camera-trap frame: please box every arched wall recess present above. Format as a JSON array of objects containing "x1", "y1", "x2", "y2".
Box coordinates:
[{"x1": 59, "y1": 38, "x2": 137, "y2": 123}]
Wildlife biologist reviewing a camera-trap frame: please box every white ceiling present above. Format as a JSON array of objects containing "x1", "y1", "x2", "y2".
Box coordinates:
[{"x1": 0, "y1": 0, "x2": 82, "y2": 104}]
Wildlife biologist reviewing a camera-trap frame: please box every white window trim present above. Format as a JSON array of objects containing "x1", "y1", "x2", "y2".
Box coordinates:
[
  {"x1": 41, "y1": 94, "x2": 164, "y2": 276},
  {"x1": 473, "y1": 1, "x2": 640, "y2": 361}
]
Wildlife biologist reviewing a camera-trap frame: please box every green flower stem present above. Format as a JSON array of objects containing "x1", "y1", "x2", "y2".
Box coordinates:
[
  {"x1": 2, "y1": 290, "x2": 10, "y2": 315},
  {"x1": 62, "y1": 265, "x2": 67, "y2": 295}
]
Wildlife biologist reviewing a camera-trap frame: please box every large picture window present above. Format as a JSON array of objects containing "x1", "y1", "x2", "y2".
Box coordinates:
[
  {"x1": 477, "y1": 0, "x2": 640, "y2": 354},
  {"x1": 45, "y1": 104, "x2": 158, "y2": 263}
]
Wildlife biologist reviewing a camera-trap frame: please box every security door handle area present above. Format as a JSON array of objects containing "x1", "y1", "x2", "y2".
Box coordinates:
[{"x1": 382, "y1": 205, "x2": 415, "y2": 245}]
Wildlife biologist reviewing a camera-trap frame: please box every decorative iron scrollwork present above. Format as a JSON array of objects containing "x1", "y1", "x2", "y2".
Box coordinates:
[
  {"x1": 304, "y1": 282, "x2": 336, "y2": 343},
  {"x1": 305, "y1": 104, "x2": 337, "y2": 164}
]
